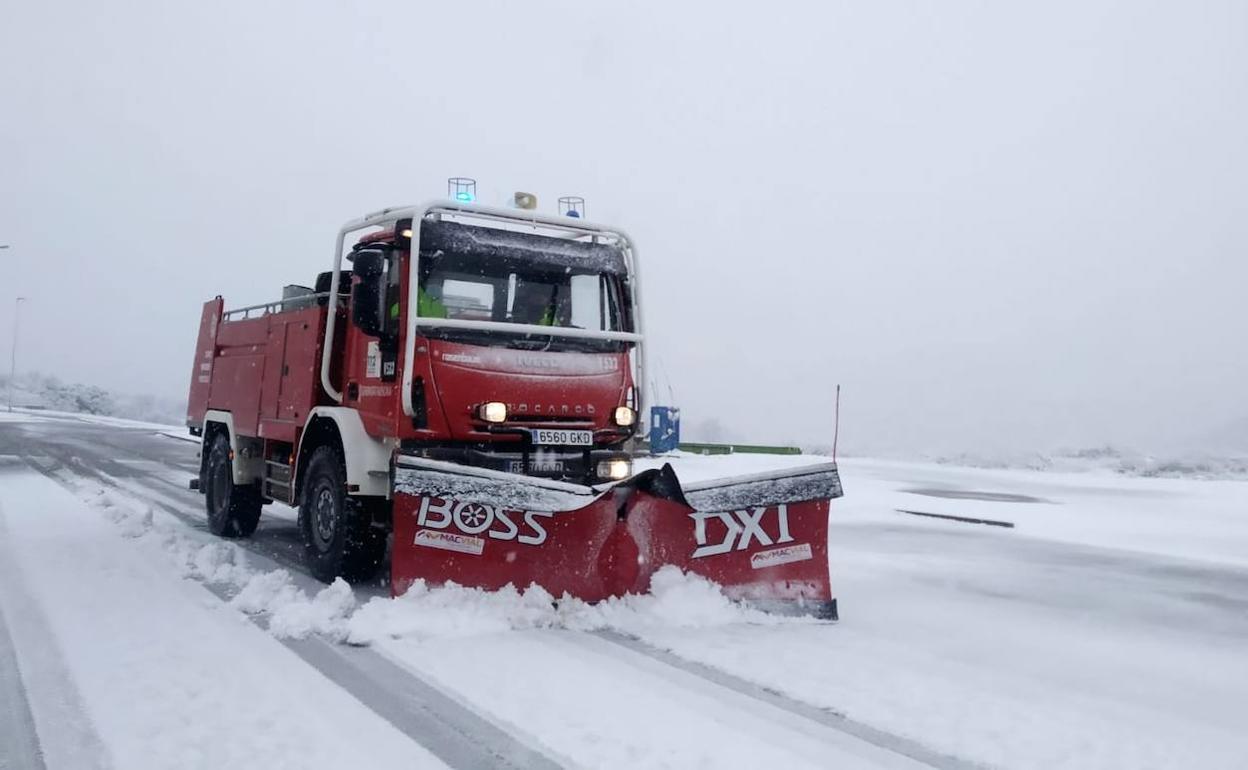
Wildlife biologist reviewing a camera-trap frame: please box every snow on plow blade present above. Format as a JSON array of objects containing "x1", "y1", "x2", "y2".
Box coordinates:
[{"x1": 391, "y1": 457, "x2": 844, "y2": 619}]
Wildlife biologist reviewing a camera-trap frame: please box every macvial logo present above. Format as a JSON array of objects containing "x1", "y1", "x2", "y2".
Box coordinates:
[
  {"x1": 690, "y1": 504, "x2": 793, "y2": 559},
  {"x1": 749, "y1": 543, "x2": 813, "y2": 569},
  {"x1": 414, "y1": 529, "x2": 485, "y2": 556},
  {"x1": 417, "y1": 496, "x2": 553, "y2": 546}
]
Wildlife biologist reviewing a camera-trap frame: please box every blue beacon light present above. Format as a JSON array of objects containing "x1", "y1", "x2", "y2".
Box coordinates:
[{"x1": 448, "y1": 177, "x2": 477, "y2": 203}]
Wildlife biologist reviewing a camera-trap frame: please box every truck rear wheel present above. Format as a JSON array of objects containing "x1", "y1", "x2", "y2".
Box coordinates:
[
  {"x1": 204, "y1": 434, "x2": 262, "y2": 538},
  {"x1": 299, "y1": 445, "x2": 385, "y2": 583}
]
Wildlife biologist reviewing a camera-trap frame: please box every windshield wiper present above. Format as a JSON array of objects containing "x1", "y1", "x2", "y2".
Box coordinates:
[{"x1": 506, "y1": 337, "x2": 553, "y2": 351}]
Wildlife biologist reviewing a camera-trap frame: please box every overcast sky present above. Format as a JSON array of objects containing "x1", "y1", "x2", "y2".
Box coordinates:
[{"x1": 2, "y1": 0, "x2": 1245, "y2": 454}]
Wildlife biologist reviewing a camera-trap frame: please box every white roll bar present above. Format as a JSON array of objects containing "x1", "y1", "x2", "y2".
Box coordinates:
[
  {"x1": 318, "y1": 200, "x2": 647, "y2": 422},
  {"x1": 408, "y1": 317, "x2": 642, "y2": 342}
]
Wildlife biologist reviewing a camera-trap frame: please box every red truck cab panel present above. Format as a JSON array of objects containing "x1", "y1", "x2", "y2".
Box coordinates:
[{"x1": 424, "y1": 340, "x2": 630, "y2": 441}]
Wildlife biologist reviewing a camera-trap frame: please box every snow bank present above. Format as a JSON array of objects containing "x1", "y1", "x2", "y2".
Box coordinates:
[
  {"x1": 269, "y1": 579, "x2": 357, "y2": 639},
  {"x1": 79, "y1": 480, "x2": 785, "y2": 649},
  {"x1": 347, "y1": 566, "x2": 797, "y2": 646},
  {"x1": 349, "y1": 581, "x2": 562, "y2": 642},
  {"x1": 591, "y1": 565, "x2": 789, "y2": 631},
  {"x1": 86, "y1": 487, "x2": 253, "y2": 587},
  {"x1": 0, "y1": 408, "x2": 52, "y2": 423},
  {"x1": 80, "y1": 486, "x2": 360, "y2": 641},
  {"x1": 229, "y1": 570, "x2": 304, "y2": 614}
]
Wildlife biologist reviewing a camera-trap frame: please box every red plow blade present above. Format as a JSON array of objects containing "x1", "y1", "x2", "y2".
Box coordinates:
[{"x1": 391, "y1": 458, "x2": 844, "y2": 619}]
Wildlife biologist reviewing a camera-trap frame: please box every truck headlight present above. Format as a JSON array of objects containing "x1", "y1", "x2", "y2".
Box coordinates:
[
  {"x1": 477, "y1": 401, "x2": 508, "y2": 423},
  {"x1": 596, "y1": 458, "x2": 632, "y2": 481},
  {"x1": 613, "y1": 406, "x2": 636, "y2": 427}
]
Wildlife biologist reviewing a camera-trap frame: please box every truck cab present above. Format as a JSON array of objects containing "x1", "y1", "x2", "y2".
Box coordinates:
[{"x1": 336, "y1": 204, "x2": 643, "y2": 484}]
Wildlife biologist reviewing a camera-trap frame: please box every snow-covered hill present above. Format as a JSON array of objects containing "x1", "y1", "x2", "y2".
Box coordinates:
[{"x1": 0, "y1": 372, "x2": 185, "y2": 426}]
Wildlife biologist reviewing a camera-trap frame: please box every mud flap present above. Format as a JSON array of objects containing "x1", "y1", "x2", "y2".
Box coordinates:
[{"x1": 391, "y1": 457, "x2": 843, "y2": 618}]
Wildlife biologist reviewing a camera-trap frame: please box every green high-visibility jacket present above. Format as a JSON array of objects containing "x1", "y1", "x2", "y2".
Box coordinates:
[{"x1": 399, "y1": 288, "x2": 447, "y2": 319}]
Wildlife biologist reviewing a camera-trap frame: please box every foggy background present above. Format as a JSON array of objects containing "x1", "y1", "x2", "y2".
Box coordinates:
[{"x1": 2, "y1": 1, "x2": 1245, "y2": 455}]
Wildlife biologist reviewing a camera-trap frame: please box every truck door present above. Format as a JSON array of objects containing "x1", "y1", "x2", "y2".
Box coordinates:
[
  {"x1": 278, "y1": 318, "x2": 319, "y2": 423},
  {"x1": 259, "y1": 321, "x2": 288, "y2": 421}
]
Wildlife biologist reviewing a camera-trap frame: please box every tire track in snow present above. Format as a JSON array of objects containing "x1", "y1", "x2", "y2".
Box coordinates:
[
  {"x1": 591, "y1": 630, "x2": 981, "y2": 770},
  {"x1": 284, "y1": 638, "x2": 569, "y2": 770},
  {"x1": 0, "y1": 500, "x2": 112, "y2": 770},
  {"x1": 0, "y1": 598, "x2": 45, "y2": 770},
  {"x1": 12, "y1": 437, "x2": 563, "y2": 770}
]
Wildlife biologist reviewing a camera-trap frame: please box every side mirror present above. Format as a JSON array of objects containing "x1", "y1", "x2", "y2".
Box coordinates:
[{"x1": 350, "y1": 251, "x2": 386, "y2": 338}]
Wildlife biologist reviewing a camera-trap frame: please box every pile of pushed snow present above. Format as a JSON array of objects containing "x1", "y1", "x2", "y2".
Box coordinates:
[
  {"x1": 224, "y1": 563, "x2": 794, "y2": 646},
  {"x1": 230, "y1": 570, "x2": 357, "y2": 641},
  {"x1": 348, "y1": 581, "x2": 565, "y2": 642},
  {"x1": 80, "y1": 484, "x2": 356, "y2": 639},
  {"x1": 81, "y1": 483, "x2": 361, "y2": 641},
  {"x1": 88, "y1": 487, "x2": 252, "y2": 585},
  {"x1": 593, "y1": 566, "x2": 789, "y2": 631},
  {"x1": 79, "y1": 480, "x2": 810, "y2": 648},
  {"x1": 346, "y1": 566, "x2": 803, "y2": 646}
]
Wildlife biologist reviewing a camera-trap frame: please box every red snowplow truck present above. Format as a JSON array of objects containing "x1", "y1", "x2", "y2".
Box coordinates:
[{"x1": 187, "y1": 191, "x2": 843, "y2": 617}]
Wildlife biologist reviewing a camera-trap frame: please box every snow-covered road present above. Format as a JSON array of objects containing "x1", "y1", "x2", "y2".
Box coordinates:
[{"x1": 2, "y1": 411, "x2": 1246, "y2": 769}]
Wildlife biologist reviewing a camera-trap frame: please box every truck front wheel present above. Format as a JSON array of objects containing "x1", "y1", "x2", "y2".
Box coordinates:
[
  {"x1": 204, "y1": 434, "x2": 262, "y2": 537},
  {"x1": 299, "y1": 445, "x2": 385, "y2": 583}
]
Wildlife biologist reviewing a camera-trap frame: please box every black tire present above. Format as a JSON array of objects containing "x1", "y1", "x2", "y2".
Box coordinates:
[
  {"x1": 299, "y1": 445, "x2": 386, "y2": 583},
  {"x1": 204, "y1": 434, "x2": 262, "y2": 538}
]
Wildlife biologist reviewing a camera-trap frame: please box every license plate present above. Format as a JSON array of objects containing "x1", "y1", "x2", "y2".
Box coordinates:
[
  {"x1": 532, "y1": 429, "x2": 593, "y2": 446},
  {"x1": 507, "y1": 459, "x2": 565, "y2": 473}
]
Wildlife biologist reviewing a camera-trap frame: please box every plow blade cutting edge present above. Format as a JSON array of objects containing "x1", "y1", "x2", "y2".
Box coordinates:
[{"x1": 391, "y1": 458, "x2": 845, "y2": 619}]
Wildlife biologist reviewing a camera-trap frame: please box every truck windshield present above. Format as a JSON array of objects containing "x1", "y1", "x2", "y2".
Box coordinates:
[{"x1": 417, "y1": 249, "x2": 631, "y2": 350}]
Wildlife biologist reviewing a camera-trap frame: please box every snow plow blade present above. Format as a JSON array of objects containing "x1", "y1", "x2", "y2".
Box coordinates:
[{"x1": 391, "y1": 457, "x2": 844, "y2": 619}]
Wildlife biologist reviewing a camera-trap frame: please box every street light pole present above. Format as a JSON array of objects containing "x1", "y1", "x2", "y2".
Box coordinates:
[
  {"x1": 0, "y1": 244, "x2": 13, "y2": 412},
  {"x1": 9, "y1": 297, "x2": 24, "y2": 413}
]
